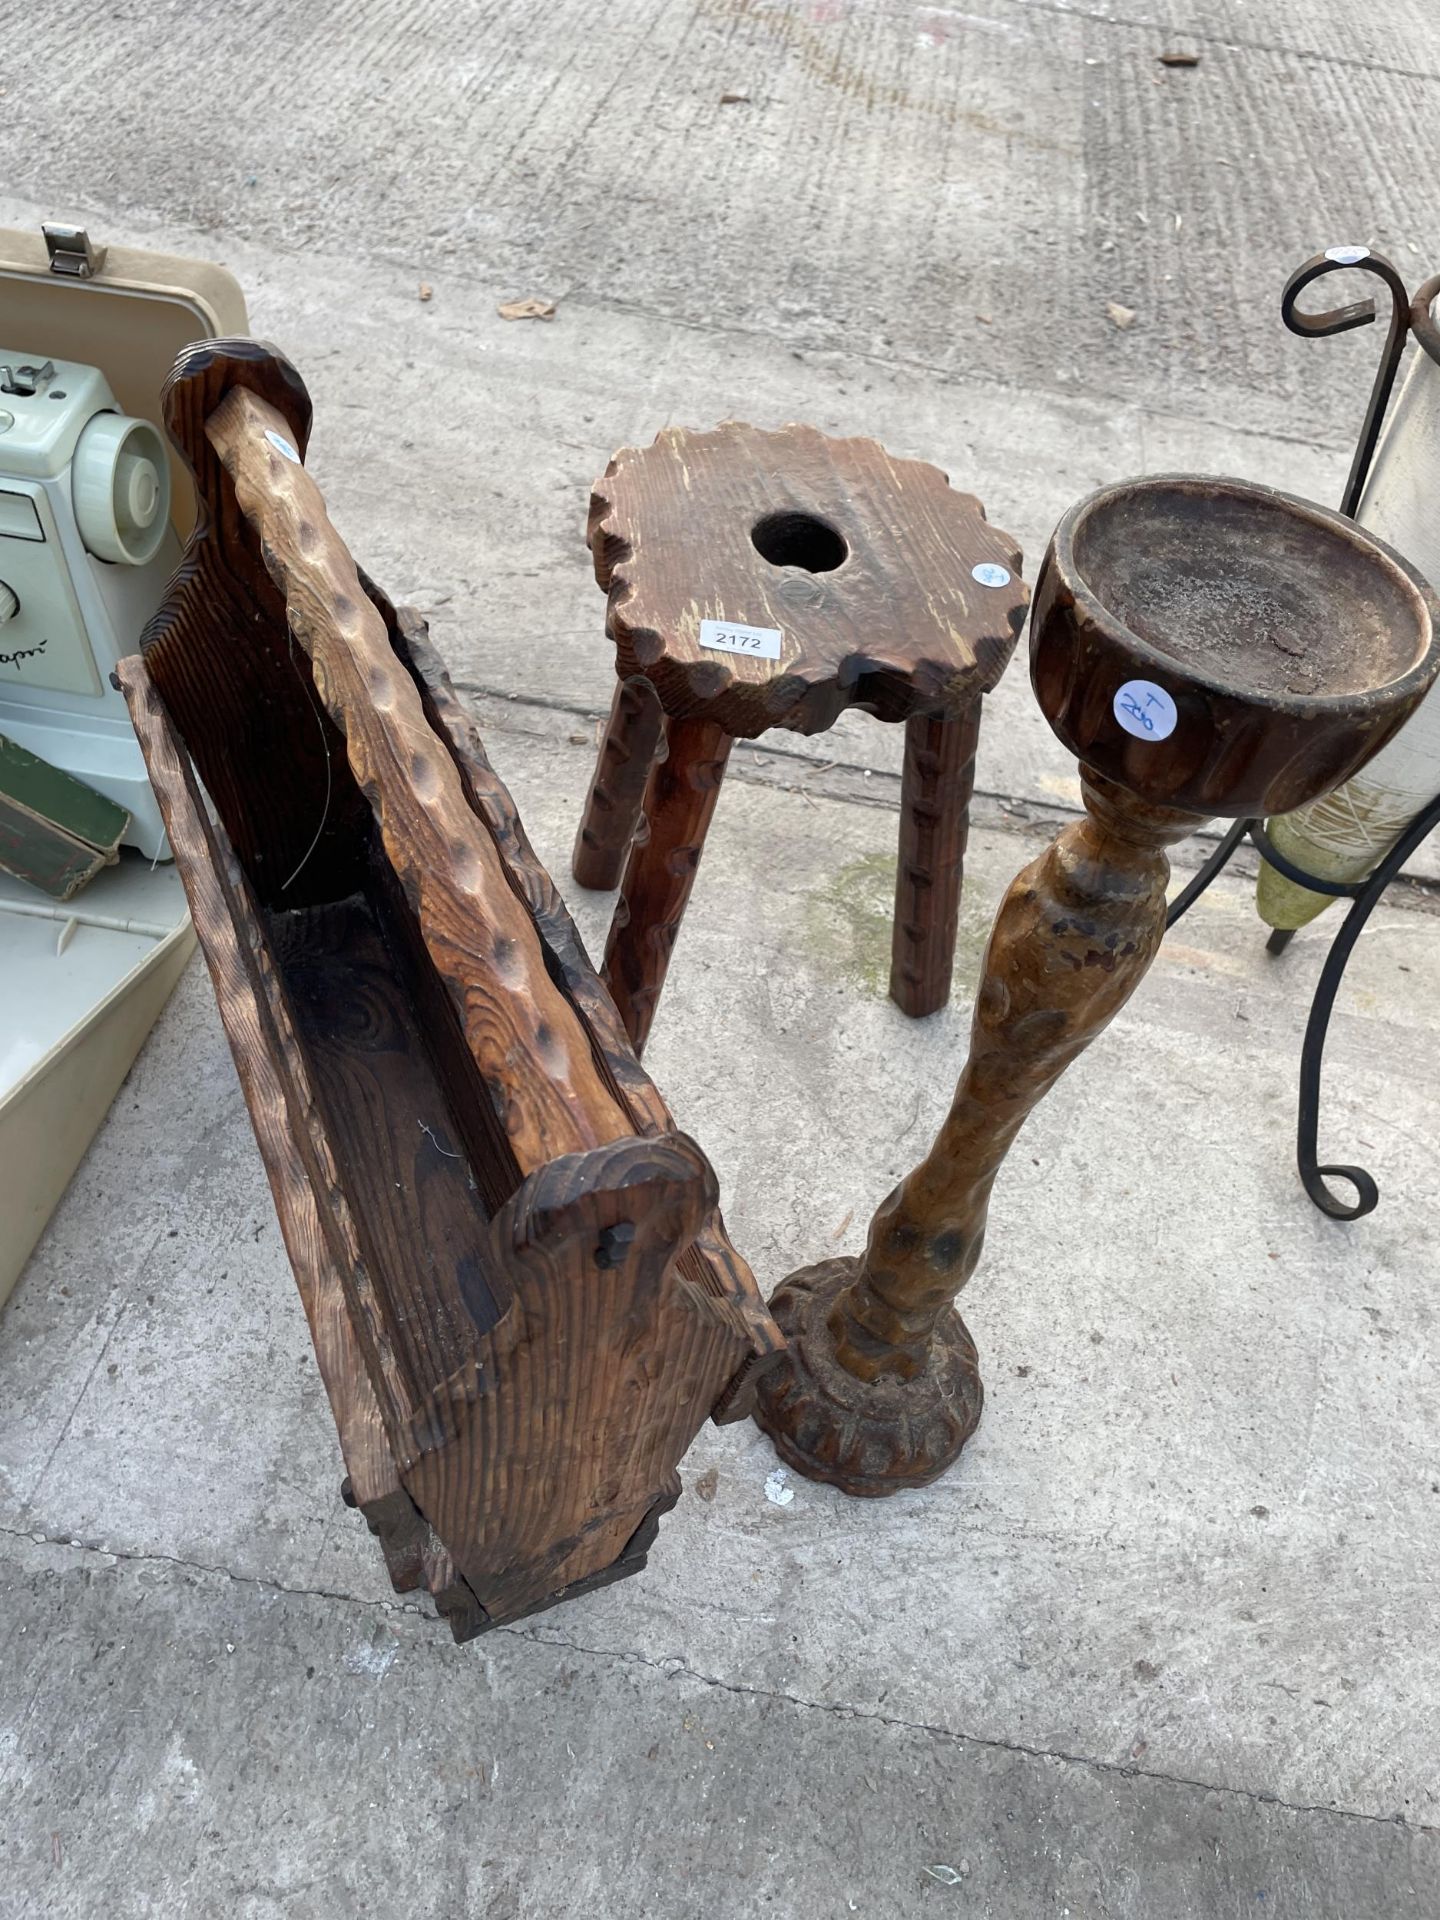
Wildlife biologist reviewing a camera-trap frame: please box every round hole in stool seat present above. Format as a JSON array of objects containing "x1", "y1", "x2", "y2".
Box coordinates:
[
  {"x1": 750, "y1": 510, "x2": 848, "y2": 573},
  {"x1": 578, "y1": 420, "x2": 1032, "y2": 1045}
]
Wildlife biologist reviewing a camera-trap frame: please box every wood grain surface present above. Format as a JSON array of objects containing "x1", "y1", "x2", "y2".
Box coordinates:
[
  {"x1": 889, "y1": 702, "x2": 983, "y2": 1018},
  {"x1": 572, "y1": 675, "x2": 663, "y2": 889},
  {"x1": 412, "y1": 1132, "x2": 718, "y2": 1618},
  {"x1": 754, "y1": 770, "x2": 1206, "y2": 1497},
  {"x1": 118, "y1": 662, "x2": 417, "y2": 1547},
  {"x1": 205, "y1": 379, "x2": 627, "y2": 1172},
  {"x1": 756, "y1": 474, "x2": 1440, "y2": 1497},
  {"x1": 581, "y1": 419, "x2": 1029, "y2": 1035},
  {"x1": 1030, "y1": 475, "x2": 1440, "y2": 820},
  {"x1": 387, "y1": 603, "x2": 784, "y2": 1402},
  {"x1": 142, "y1": 340, "x2": 369, "y2": 907},
  {"x1": 126, "y1": 339, "x2": 783, "y2": 1633},
  {"x1": 589, "y1": 421, "x2": 1028, "y2": 738},
  {"x1": 601, "y1": 715, "x2": 733, "y2": 1056}
]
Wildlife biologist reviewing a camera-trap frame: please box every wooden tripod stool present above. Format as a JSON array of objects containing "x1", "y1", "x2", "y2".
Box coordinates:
[{"x1": 572, "y1": 423, "x2": 1030, "y2": 1051}]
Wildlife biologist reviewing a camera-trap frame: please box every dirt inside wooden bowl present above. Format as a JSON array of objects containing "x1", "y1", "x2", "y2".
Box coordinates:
[{"x1": 1071, "y1": 481, "x2": 1427, "y2": 701}]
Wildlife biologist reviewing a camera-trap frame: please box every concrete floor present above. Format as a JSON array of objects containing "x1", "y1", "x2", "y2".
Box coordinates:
[{"x1": 2, "y1": 2, "x2": 1440, "y2": 1913}]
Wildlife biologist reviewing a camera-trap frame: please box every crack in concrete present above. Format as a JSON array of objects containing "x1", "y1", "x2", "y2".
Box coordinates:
[
  {"x1": 498, "y1": 1622, "x2": 1434, "y2": 1838},
  {"x1": 447, "y1": 681, "x2": 1440, "y2": 912},
  {"x1": 449, "y1": 678, "x2": 1088, "y2": 833},
  {"x1": 2, "y1": 1519, "x2": 1430, "y2": 1839},
  {"x1": 455, "y1": 676, "x2": 1072, "y2": 813},
  {"x1": 0, "y1": 1518, "x2": 421, "y2": 1622},
  {"x1": 16, "y1": 1295, "x2": 134, "y2": 1519}
]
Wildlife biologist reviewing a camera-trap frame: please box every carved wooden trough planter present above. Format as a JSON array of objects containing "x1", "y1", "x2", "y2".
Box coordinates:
[{"x1": 120, "y1": 340, "x2": 782, "y2": 1638}]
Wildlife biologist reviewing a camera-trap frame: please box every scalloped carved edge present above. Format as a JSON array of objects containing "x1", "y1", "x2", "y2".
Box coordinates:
[{"x1": 587, "y1": 421, "x2": 1027, "y2": 734}]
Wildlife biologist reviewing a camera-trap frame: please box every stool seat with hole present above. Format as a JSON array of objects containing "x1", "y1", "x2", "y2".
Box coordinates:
[{"x1": 572, "y1": 421, "x2": 1029, "y2": 1052}]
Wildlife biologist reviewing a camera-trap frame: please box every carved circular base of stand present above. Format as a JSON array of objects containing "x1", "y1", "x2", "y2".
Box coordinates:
[{"x1": 752, "y1": 1257, "x2": 983, "y2": 1497}]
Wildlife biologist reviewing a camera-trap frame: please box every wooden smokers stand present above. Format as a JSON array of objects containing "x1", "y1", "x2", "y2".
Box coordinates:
[
  {"x1": 120, "y1": 340, "x2": 782, "y2": 1638},
  {"x1": 755, "y1": 475, "x2": 1440, "y2": 1498}
]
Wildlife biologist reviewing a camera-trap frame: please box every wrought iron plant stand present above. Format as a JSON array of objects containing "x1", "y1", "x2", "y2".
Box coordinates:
[{"x1": 1166, "y1": 247, "x2": 1440, "y2": 1219}]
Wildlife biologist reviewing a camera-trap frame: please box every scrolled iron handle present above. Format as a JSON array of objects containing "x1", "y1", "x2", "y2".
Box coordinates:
[{"x1": 1281, "y1": 247, "x2": 1412, "y2": 516}]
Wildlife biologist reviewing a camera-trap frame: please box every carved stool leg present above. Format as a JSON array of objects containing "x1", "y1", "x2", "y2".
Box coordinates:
[
  {"x1": 755, "y1": 771, "x2": 1205, "y2": 1495},
  {"x1": 602, "y1": 716, "x2": 734, "y2": 1055},
  {"x1": 573, "y1": 676, "x2": 665, "y2": 889},
  {"x1": 890, "y1": 701, "x2": 982, "y2": 1017}
]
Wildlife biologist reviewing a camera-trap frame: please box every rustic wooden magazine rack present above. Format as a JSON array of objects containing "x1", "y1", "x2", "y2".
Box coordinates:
[{"x1": 120, "y1": 340, "x2": 782, "y2": 1638}]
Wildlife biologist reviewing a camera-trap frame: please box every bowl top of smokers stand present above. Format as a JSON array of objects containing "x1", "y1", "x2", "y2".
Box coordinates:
[{"x1": 1029, "y1": 475, "x2": 1440, "y2": 820}]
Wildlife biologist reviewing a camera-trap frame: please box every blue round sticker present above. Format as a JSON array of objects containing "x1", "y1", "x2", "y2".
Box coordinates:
[{"x1": 1114, "y1": 679, "x2": 1178, "y2": 741}]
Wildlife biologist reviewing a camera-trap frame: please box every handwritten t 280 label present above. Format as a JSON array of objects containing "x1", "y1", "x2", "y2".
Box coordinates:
[
  {"x1": 699, "y1": 618, "x2": 782, "y2": 662},
  {"x1": 1113, "y1": 679, "x2": 1178, "y2": 741}
]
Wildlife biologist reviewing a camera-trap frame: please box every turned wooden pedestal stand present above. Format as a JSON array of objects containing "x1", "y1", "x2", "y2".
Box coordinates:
[
  {"x1": 755, "y1": 475, "x2": 1440, "y2": 1496},
  {"x1": 573, "y1": 424, "x2": 1029, "y2": 1048}
]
